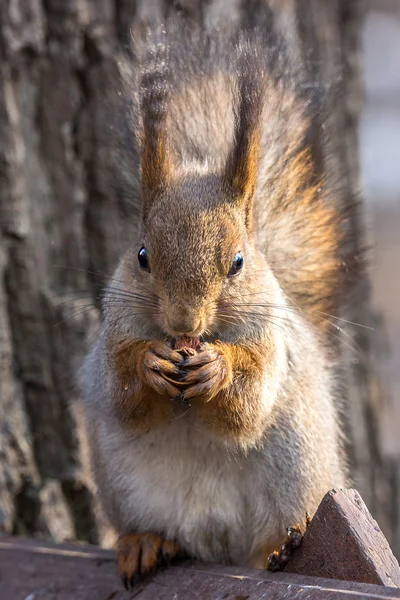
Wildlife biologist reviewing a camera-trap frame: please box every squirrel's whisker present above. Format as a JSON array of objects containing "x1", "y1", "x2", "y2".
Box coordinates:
[
  {"x1": 44, "y1": 296, "x2": 99, "y2": 309},
  {"x1": 103, "y1": 293, "x2": 159, "y2": 308},
  {"x1": 52, "y1": 305, "x2": 99, "y2": 328},
  {"x1": 52, "y1": 264, "x2": 163, "y2": 302},
  {"x1": 105, "y1": 286, "x2": 160, "y2": 303}
]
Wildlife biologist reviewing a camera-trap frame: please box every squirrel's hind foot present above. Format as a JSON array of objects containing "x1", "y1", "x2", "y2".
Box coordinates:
[
  {"x1": 117, "y1": 533, "x2": 184, "y2": 589},
  {"x1": 267, "y1": 524, "x2": 303, "y2": 572}
]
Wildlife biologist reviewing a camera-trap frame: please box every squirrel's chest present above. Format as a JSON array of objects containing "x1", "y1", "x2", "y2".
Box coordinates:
[{"x1": 112, "y1": 426, "x2": 272, "y2": 563}]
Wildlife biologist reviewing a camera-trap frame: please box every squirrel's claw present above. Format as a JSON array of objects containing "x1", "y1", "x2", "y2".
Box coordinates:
[
  {"x1": 180, "y1": 344, "x2": 232, "y2": 402},
  {"x1": 138, "y1": 342, "x2": 183, "y2": 397},
  {"x1": 140, "y1": 369, "x2": 181, "y2": 398},
  {"x1": 149, "y1": 341, "x2": 184, "y2": 365},
  {"x1": 181, "y1": 346, "x2": 220, "y2": 369},
  {"x1": 267, "y1": 524, "x2": 303, "y2": 572},
  {"x1": 137, "y1": 340, "x2": 232, "y2": 402},
  {"x1": 117, "y1": 533, "x2": 183, "y2": 589},
  {"x1": 121, "y1": 573, "x2": 129, "y2": 591}
]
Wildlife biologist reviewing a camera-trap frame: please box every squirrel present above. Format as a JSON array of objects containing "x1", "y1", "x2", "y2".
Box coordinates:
[{"x1": 81, "y1": 15, "x2": 355, "y2": 588}]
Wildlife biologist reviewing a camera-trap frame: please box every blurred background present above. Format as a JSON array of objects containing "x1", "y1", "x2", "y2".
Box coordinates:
[
  {"x1": 361, "y1": 0, "x2": 400, "y2": 463},
  {"x1": 0, "y1": 0, "x2": 399, "y2": 559}
]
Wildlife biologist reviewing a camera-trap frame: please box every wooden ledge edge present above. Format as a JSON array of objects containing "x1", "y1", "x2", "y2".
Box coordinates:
[{"x1": 1, "y1": 535, "x2": 400, "y2": 599}]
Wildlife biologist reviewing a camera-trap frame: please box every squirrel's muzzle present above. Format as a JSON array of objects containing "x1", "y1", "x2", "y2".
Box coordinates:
[{"x1": 164, "y1": 304, "x2": 204, "y2": 337}]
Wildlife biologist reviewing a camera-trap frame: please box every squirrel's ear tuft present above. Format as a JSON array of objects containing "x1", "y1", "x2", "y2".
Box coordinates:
[
  {"x1": 224, "y1": 52, "x2": 263, "y2": 226},
  {"x1": 139, "y1": 28, "x2": 175, "y2": 216}
]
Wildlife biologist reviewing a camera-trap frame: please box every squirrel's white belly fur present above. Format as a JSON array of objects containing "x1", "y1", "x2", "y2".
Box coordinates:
[
  {"x1": 87, "y1": 357, "x2": 344, "y2": 566},
  {"x1": 91, "y1": 419, "x2": 287, "y2": 564}
]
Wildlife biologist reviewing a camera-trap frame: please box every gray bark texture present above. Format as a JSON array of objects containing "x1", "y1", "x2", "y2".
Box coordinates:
[{"x1": 0, "y1": 0, "x2": 398, "y2": 556}]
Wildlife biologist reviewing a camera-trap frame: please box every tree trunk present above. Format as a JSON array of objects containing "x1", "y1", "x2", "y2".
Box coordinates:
[{"x1": 0, "y1": 0, "x2": 397, "y2": 555}]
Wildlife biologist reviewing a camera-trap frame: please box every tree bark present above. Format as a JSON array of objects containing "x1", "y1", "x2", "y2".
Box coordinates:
[{"x1": 0, "y1": 0, "x2": 397, "y2": 556}]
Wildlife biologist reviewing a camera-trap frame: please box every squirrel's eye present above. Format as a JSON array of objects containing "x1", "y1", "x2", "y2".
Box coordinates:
[
  {"x1": 228, "y1": 252, "x2": 244, "y2": 277},
  {"x1": 138, "y1": 246, "x2": 150, "y2": 272}
]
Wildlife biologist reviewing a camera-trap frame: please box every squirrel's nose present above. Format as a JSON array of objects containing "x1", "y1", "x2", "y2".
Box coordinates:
[
  {"x1": 165, "y1": 309, "x2": 202, "y2": 336},
  {"x1": 167, "y1": 320, "x2": 202, "y2": 337}
]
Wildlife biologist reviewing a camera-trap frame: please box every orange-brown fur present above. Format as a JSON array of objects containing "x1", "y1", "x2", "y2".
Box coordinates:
[
  {"x1": 111, "y1": 335, "x2": 273, "y2": 443},
  {"x1": 110, "y1": 339, "x2": 179, "y2": 430},
  {"x1": 225, "y1": 64, "x2": 264, "y2": 224},
  {"x1": 264, "y1": 147, "x2": 341, "y2": 330},
  {"x1": 141, "y1": 133, "x2": 175, "y2": 195},
  {"x1": 180, "y1": 342, "x2": 272, "y2": 443},
  {"x1": 117, "y1": 533, "x2": 182, "y2": 586},
  {"x1": 81, "y1": 16, "x2": 352, "y2": 584}
]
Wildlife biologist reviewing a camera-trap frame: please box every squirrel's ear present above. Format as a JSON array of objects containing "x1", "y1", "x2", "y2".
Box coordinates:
[
  {"x1": 139, "y1": 29, "x2": 175, "y2": 216},
  {"x1": 224, "y1": 63, "x2": 263, "y2": 227}
]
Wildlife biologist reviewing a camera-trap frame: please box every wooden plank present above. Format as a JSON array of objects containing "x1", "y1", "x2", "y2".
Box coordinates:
[
  {"x1": 286, "y1": 489, "x2": 400, "y2": 587},
  {"x1": 1, "y1": 536, "x2": 400, "y2": 599}
]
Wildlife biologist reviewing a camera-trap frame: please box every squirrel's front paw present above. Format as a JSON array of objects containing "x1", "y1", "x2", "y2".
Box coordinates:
[
  {"x1": 117, "y1": 533, "x2": 183, "y2": 589},
  {"x1": 179, "y1": 342, "x2": 233, "y2": 402},
  {"x1": 137, "y1": 341, "x2": 185, "y2": 398}
]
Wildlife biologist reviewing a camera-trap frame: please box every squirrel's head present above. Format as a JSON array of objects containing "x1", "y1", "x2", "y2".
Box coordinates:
[
  {"x1": 123, "y1": 60, "x2": 271, "y2": 339},
  {"x1": 136, "y1": 174, "x2": 261, "y2": 338}
]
